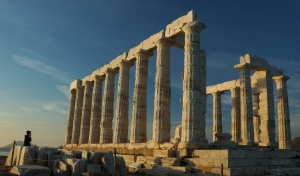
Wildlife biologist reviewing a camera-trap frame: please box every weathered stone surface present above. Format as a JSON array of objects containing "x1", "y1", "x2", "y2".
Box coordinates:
[
  {"x1": 161, "y1": 157, "x2": 180, "y2": 166},
  {"x1": 102, "y1": 151, "x2": 115, "y2": 176},
  {"x1": 89, "y1": 151, "x2": 106, "y2": 165},
  {"x1": 10, "y1": 165, "x2": 51, "y2": 176},
  {"x1": 153, "y1": 149, "x2": 175, "y2": 157},
  {"x1": 53, "y1": 159, "x2": 71, "y2": 176},
  {"x1": 63, "y1": 158, "x2": 87, "y2": 176},
  {"x1": 86, "y1": 163, "x2": 101, "y2": 173},
  {"x1": 5, "y1": 146, "x2": 23, "y2": 166},
  {"x1": 128, "y1": 163, "x2": 142, "y2": 173},
  {"x1": 116, "y1": 156, "x2": 127, "y2": 176}
]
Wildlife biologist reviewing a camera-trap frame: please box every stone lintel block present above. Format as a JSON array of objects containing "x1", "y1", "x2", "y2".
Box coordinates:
[
  {"x1": 70, "y1": 79, "x2": 82, "y2": 91},
  {"x1": 109, "y1": 52, "x2": 128, "y2": 69},
  {"x1": 126, "y1": 44, "x2": 143, "y2": 61},
  {"x1": 165, "y1": 10, "x2": 197, "y2": 37},
  {"x1": 141, "y1": 30, "x2": 165, "y2": 50},
  {"x1": 153, "y1": 149, "x2": 175, "y2": 157},
  {"x1": 206, "y1": 86, "x2": 217, "y2": 94},
  {"x1": 11, "y1": 165, "x2": 51, "y2": 176}
]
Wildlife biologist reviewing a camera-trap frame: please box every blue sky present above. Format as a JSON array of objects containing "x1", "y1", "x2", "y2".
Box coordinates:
[{"x1": 0, "y1": 1, "x2": 299, "y2": 147}]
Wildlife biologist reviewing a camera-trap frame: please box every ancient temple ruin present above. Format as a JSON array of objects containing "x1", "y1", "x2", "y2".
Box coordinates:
[{"x1": 64, "y1": 10, "x2": 291, "y2": 150}]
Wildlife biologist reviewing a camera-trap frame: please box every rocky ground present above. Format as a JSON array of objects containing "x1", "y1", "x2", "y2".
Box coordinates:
[{"x1": 0, "y1": 156, "x2": 17, "y2": 176}]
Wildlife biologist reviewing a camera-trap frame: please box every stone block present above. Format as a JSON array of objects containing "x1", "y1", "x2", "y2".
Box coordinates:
[
  {"x1": 116, "y1": 156, "x2": 127, "y2": 176},
  {"x1": 153, "y1": 149, "x2": 175, "y2": 157},
  {"x1": 5, "y1": 146, "x2": 22, "y2": 166},
  {"x1": 89, "y1": 151, "x2": 106, "y2": 165},
  {"x1": 86, "y1": 163, "x2": 101, "y2": 173},
  {"x1": 81, "y1": 151, "x2": 91, "y2": 159},
  {"x1": 102, "y1": 151, "x2": 115, "y2": 176},
  {"x1": 117, "y1": 154, "x2": 136, "y2": 166},
  {"x1": 19, "y1": 146, "x2": 38, "y2": 165},
  {"x1": 128, "y1": 163, "x2": 142, "y2": 173},
  {"x1": 63, "y1": 158, "x2": 87, "y2": 176},
  {"x1": 161, "y1": 157, "x2": 180, "y2": 166},
  {"x1": 10, "y1": 165, "x2": 51, "y2": 176}
]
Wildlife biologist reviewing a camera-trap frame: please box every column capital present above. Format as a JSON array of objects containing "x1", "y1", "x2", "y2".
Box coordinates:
[
  {"x1": 104, "y1": 68, "x2": 118, "y2": 76},
  {"x1": 212, "y1": 91, "x2": 224, "y2": 96},
  {"x1": 92, "y1": 75, "x2": 105, "y2": 82},
  {"x1": 182, "y1": 21, "x2": 207, "y2": 33},
  {"x1": 134, "y1": 49, "x2": 153, "y2": 59},
  {"x1": 230, "y1": 87, "x2": 240, "y2": 92},
  {"x1": 273, "y1": 75, "x2": 290, "y2": 82},
  {"x1": 154, "y1": 38, "x2": 174, "y2": 47},
  {"x1": 234, "y1": 63, "x2": 252, "y2": 70},
  {"x1": 82, "y1": 80, "x2": 94, "y2": 87},
  {"x1": 117, "y1": 60, "x2": 134, "y2": 68}
]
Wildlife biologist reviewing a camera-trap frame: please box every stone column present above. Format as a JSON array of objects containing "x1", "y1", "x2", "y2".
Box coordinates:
[
  {"x1": 71, "y1": 85, "x2": 84, "y2": 144},
  {"x1": 255, "y1": 70, "x2": 275, "y2": 146},
  {"x1": 113, "y1": 60, "x2": 132, "y2": 143},
  {"x1": 234, "y1": 63, "x2": 254, "y2": 145},
  {"x1": 79, "y1": 81, "x2": 94, "y2": 144},
  {"x1": 130, "y1": 50, "x2": 152, "y2": 143},
  {"x1": 65, "y1": 89, "x2": 76, "y2": 144},
  {"x1": 88, "y1": 75, "x2": 105, "y2": 144},
  {"x1": 179, "y1": 21, "x2": 207, "y2": 149},
  {"x1": 274, "y1": 75, "x2": 291, "y2": 149},
  {"x1": 253, "y1": 116, "x2": 260, "y2": 143},
  {"x1": 230, "y1": 87, "x2": 241, "y2": 143},
  {"x1": 152, "y1": 38, "x2": 172, "y2": 143},
  {"x1": 100, "y1": 68, "x2": 117, "y2": 144},
  {"x1": 252, "y1": 93, "x2": 260, "y2": 143},
  {"x1": 212, "y1": 92, "x2": 223, "y2": 142}
]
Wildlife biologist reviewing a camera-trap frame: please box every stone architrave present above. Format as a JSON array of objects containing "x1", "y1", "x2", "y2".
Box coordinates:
[
  {"x1": 274, "y1": 75, "x2": 291, "y2": 149},
  {"x1": 113, "y1": 60, "x2": 132, "y2": 143},
  {"x1": 88, "y1": 75, "x2": 105, "y2": 144},
  {"x1": 255, "y1": 70, "x2": 275, "y2": 146},
  {"x1": 212, "y1": 92, "x2": 223, "y2": 142},
  {"x1": 234, "y1": 63, "x2": 254, "y2": 145},
  {"x1": 79, "y1": 81, "x2": 94, "y2": 144},
  {"x1": 71, "y1": 85, "x2": 84, "y2": 144},
  {"x1": 230, "y1": 87, "x2": 241, "y2": 143},
  {"x1": 130, "y1": 50, "x2": 153, "y2": 143},
  {"x1": 152, "y1": 38, "x2": 172, "y2": 143},
  {"x1": 179, "y1": 21, "x2": 207, "y2": 149},
  {"x1": 100, "y1": 68, "x2": 117, "y2": 144},
  {"x1": 65, "y1": 89, "x2": 76, "y2": 144}
]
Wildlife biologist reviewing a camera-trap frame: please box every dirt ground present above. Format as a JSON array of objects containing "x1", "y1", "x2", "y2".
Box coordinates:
[{"x1": 0, "y1": 156, "x2": 17, "y2": 176}]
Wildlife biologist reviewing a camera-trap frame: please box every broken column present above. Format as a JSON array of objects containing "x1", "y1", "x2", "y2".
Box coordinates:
[
  {"x1": 152, "y1": 38, "x2": 172, "y2": 143},
  {"x1": 234, "y1": 63, "x2": 254, "y2": 145},
  {"x1": 100, "y1": 68, "x2": 117, "y2": 144},
  {"x1": 230, "y1": 87, "x2": 241, "y2": 143},
  {"x1": 71, "y1": 82, "x2": 84, "y2": 144},
  {"x1": 179, "y1": 21, "x2": 207, "y2": 149},
  {"x1": 212, "y1": 92, "x2": 223, "y2": 142},
  {"x1": 65, "y1": 89, "x2": 76, "y2": 144},
  {"x1": 130, "y1": 50, "x2": 152, "y2": 143},
  {"x1": 274, "y1": 75, "x2": 291, "y2": 149},
  {"x1": 113, "y1": 60, "x2": 132, "y2": 143},
  {"x1": 79, "y1": 81, "x2": 94, "y2": 144},
  {"x1": 88, "y1": 75, "x2": 105, "y2": 144}
]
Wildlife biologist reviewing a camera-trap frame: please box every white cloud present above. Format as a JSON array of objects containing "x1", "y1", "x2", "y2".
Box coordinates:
[
  {"x1": 17, "y1": 106, "x2": 39, "y2": 113},
  {"x1": 56, "y1": 85, "x2": 70, "y2": 99},
  {"x1": 13, "y1": 55, "x2": 72, "y2": 84},
  {"x1": 41, "y1": 101, "x2": 68, "y2": 115}
]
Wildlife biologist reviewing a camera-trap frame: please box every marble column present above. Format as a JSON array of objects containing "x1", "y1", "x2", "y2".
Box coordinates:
[
  {"x1": 88, "y1": 75, "x2": 105, "y2": 144},
  {"x1": 65, "y1": 89, "x2": 76, "y2": 144},
  {"x1": 113, "y1": 60, "x2": 132, "y2": 143},
  {"x1": 152, "y1": 38, "x2": 172, "y2": 143},
  {"x1": 179, "y1": 21, "x2": 207, "y2": 149},
  {"x1": 71, "y1": 85, "x2": 84, "y2": 144},
  {"x1": 130, "y1": 50, "x2": 152, "y2": 143},
  {"x1": 274, "y1": 75, "x2": 291, "y2": 149},
  {"x1": 234, "y1": 63, "x2": 254, "y2": 145},
  {"x1": 100, "y1": 68, "x2": 117, "y2": 144},
  {"x1": 230, "y1": 87, "x2": 241, "y2": 143},
  {"x1": 253, "y1": 116, "x2": 260, "y2": 143},
  {"x1": 252, "y1": 93, "x2": 260, "y2": 143},
  {"x1": 212, "y1": 92, "x2": 223, "y2": 142},
  {"x1": 79, "y1": 81, "x2": 94, "y2": 144},
  {"x1": 255, "y1": 70, "x2": 275, "y2": 146}
]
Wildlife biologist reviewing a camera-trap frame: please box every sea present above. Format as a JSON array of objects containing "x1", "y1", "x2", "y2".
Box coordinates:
[{"x1": 0, "y1": 151, "x2": 10, "y2": 156}]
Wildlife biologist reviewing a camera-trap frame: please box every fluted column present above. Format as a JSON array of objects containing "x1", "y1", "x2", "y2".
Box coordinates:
[
  {"x1": 113, "y1": 60, "x2": 132, "y2": 143},
  {"x1": 100, "y1": 68, "x2": 117, "y2": 144},
  {"x1": 234, "y1": 63, "x2": 254, "y2": 145},
  {"x1": 230, "y1": 87, "x2": 241, "y2": 143},
  {"x1": 71, "y1": 85, "x2": 84, "y2": 144},
  {"x1": 179, "y1": 21, "x2": 207, "y2": 149},
  {"x1": 274, "y1": 75, "x2": 291, "y2": 149},
  {"x1": 255, "y1": 70, "x2": 275, "y2": 146},
  {"x1": 88, "y1": 75, "x2": 105, "y2": 144},
  {"x1": 212, "y1": 92, "x2": 223, "y2": 142},
  {"x1": 252, "y1": 93, "x2": 260, "y2": 143},
  {"x1": 79, "y1": 81, "x2": 94, "y2": 144},
  {"x1": 152, "y1": 38, "x2": 172, "y2": 143},
  {"x1": 130, "y1": 50, "x2": 152, "y2": 143},
  {"x1": 65, "y1": 89, "x2": 76, "y2": 144}
]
